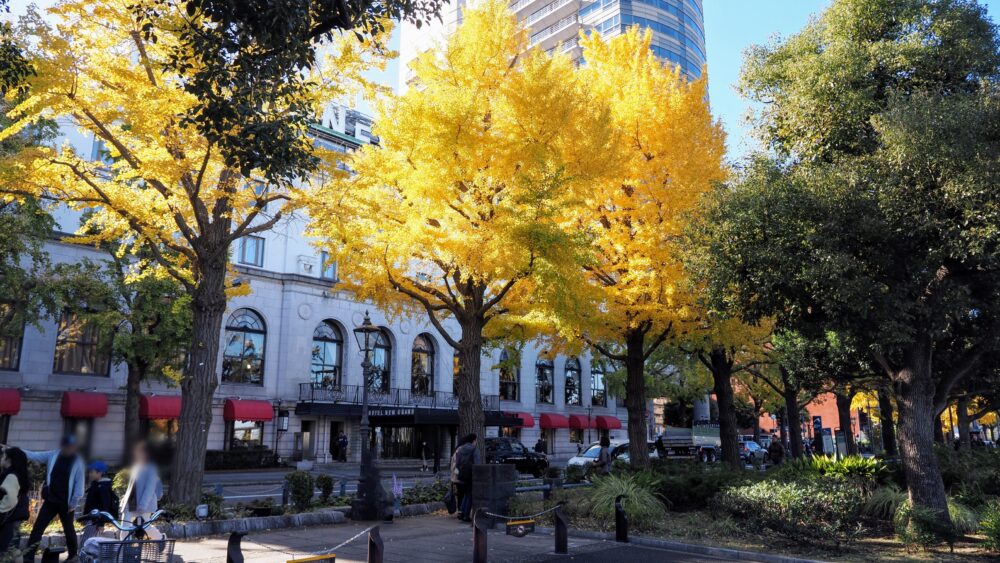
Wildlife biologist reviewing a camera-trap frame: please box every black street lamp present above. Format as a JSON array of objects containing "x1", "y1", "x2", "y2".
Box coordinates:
[{"x1": 351, "y1": 311, "x2": 389, "y2": 520}]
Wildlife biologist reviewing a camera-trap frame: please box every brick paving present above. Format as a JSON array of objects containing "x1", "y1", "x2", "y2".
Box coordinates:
[{"x1": 172, "y1": 513, "x2": 728, "y2": 562}]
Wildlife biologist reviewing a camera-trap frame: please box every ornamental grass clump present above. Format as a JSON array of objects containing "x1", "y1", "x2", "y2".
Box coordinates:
[{"x1": 585, "y1": 473, "x2": 666, "y2": 528}]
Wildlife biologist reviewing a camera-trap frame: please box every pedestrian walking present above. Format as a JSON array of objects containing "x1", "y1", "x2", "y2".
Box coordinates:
[
  {"x1": 420, "y1": 441, "x2": 431, "y2": 472},
  {"x1": 20, "y1": 434, "x2": 86, "y2": 562},
  {"x1": 0, "y1": 447, "x2": 30, "y2": 554},
  {"x1": 119, "y1": 441, "x2": 163, "y2": 541},
  {"x1": 450, "y1": 434, "x2": 480, "y2": 522},
  {"x1": 767, "y1": 440, "x2": 785, "y2": 466},
  {"x1": 533, "y1": 436, "x2": 546, "y2": 454},
  {"x1": 596, "y1": 435, "x2": 612, "y2": 476},
  {"x1": 337, "y1": 432, "x2": 349, "y2": 462},
  {"x1": 654, "y1": 435, "x2": 667, "y2": 458},
  {"x1": 81, "y1": 461, "x2": 118, "y2": 543}
]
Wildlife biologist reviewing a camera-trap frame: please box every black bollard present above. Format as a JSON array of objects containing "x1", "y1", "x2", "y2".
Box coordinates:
[
  {"x1": 282, "y1": 480, "x2": 290, "y2": 507},
  {"x1": 614, "y1": 494, "x2": 628, "y2": 543},
  {"x1": 368, "y1": 526, "x2": 384, "y2": 563},
  {"x1": 226, "y1": 531, "x2": 247, "y2": 563},
  {"x1": 340, "y1": 478, "x2": 348, "y2": 497},
  {"x1": 554, "y1": 503, "x2": 568, "y2": 555},
  {"x1": 473, "y1": 514, "x2": 488, "y2": 563},
  {"x1": 543, "y1": 483, "x2": 551, "y2": 501},
  {"x1": 40, "y1": 547, "x2": 64, "y2": 563}
]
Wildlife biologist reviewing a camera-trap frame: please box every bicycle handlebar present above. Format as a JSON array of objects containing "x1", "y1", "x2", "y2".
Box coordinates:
[{"x1": 77, "y1": 509, "x2": 171, "y2": 532}]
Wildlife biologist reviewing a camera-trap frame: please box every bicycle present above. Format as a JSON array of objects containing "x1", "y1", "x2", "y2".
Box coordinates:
[{"x1": 76, "y1": 509, "x2": 175, "y2": 563}]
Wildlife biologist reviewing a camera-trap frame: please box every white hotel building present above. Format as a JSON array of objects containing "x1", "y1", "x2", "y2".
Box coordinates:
[
  {"x1": 0, "y1": 105, "x2": 629, "y2": 467},
  {"x1": 0, "y1": 0, "x2": 706, "y2": 467}
]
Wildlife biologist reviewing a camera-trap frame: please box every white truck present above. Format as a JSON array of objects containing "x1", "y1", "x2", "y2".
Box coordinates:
[{"x1": 659, "y1": 421, "x2": 722, "y2": 462}]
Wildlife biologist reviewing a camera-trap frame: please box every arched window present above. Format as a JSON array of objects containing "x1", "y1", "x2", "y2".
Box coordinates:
[
  {"x1": 411, "y1": 334, "x2": 435, "y2": 396},
  {"x1": 591, "y1": 359, "x2": 608, "y2": 407},
  {"x1": 565, "y1": 358, "x2": 582, "y2": 405},
  {"x1": 536, "y1": 357, "x2": 554, "y2": 404},
  {"x1": 498, "y1": 348, "x2": 519, "y2": 402},
  {"x1": 311, "y1": 320, "x2": 343, "y2": 387},
  {"x1": 52, "y1": 312, "x2": 111, "y2": 376},
  {"x1": 222, "y1": 309, "x2": 266, "y2": 385},
  {"x1": 369, "y1": 328, "x2": 392, "y2": 392}
]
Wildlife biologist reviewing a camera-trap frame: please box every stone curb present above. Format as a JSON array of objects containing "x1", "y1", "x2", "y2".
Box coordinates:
[
  {"x1": 32, "y1": 501, "x2": 446, "y2": 550},
  {"x1": 534, "y1": 526, "x2": 827, "y2": 563}
]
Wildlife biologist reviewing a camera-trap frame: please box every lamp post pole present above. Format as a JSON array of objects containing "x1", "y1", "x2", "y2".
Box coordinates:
[{"x1": 352, "y1": 311, "x2": 388, "y2": 521}]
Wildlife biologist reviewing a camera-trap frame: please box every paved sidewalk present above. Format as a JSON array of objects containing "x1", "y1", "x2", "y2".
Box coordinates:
[{"x1": 172, "y1": 514, "x2": 728, "y2": 562}]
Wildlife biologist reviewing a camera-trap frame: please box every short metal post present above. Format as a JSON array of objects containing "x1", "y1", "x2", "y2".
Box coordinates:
[
  {"x1": 614, "y1": 495, "x2": 628, "y2": 543},
  {"x1": 367, "y1": 526, "x2": 384, "y2": 563},
  {"x1": 543, "y1": 483, "x2": 551, "y2": 501},
  {"x1": 554, "y1": 504, "x2": 568, "y2": 554},
  {"x1": 41, "y1": 548, "x2": 63, "y2": 563},
  {"x1": 215, "y1": 483, "x2": 224, "y2": 497},
  {"x1": 226, "y1": 531, "x2": 246, "y2": 563},
  {"x1": 282, "y1": 480, "x2": 290, "y2": 507},
  {"x1": 473, "y1": 515, "x2": 488, "y2": 563},
  {"x1": 340, "y1": 478, "x2": 348, "y2": 497}
]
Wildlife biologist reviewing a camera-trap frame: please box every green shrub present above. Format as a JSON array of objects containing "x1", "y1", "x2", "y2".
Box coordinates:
[
  {"x1": 935, "y1": 446, "x2": 1000, "y2": 497},
  {"x1": 585, "y1": 473, "x2": 666, "y2": 524},
  {"x1": 861, "y1": 484, "x2": 907, "y2": 523},
  {"x1": 652, "y1": 461, "x2": 750, "y2": 511},
  {"x1": 893, "y1": 501, "x2": 956, "y2": 548},
  {"x1": 712, "y1": 480, "x2": 863, "y2": 540},
  {"x1": 948, "y1": 498, "x2": 979, "y2": 535},
  {"x1": 564, "y1": 464, "x2": 586, "y2": 484},
  {"x1": 284, "y1": 471, "x2": 315, "y2": 510},
  {"x1": 770, "y1": 455, "x2": 888, "y2": 494},
  {"x1": 979, "y1": 501, "x2": 1000, "y2": 552},
  {"x1": 315, "y1": 474, "x2": 334, "y2": 503},
  {"x1": 401, "y1": 480, "x2": 449, "y2": 505}
]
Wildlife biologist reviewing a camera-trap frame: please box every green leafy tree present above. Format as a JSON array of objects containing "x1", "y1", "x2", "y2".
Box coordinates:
[{"x1": 700, "y1": 0, "x2": 1000, "y2": 527}]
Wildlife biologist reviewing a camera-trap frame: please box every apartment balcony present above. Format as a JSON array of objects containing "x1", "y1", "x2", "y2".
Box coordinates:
[
  {"x1": 530, "y1": 14, "x2": 580, "y2": 49},
  {"x1": 526, "y1": 0, "x2": 578, "y2": 30}
]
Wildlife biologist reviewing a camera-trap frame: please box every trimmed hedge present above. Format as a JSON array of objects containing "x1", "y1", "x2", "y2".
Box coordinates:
[{"x1": 712, "y1": 480, "x2": 863, "y2": 540}]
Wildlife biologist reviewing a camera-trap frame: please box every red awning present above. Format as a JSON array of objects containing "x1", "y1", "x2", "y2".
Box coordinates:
[
  {"x1": 223, "y1": 399, "x2": 274, "y2": 422},
  {"x1": 0, "y1": 389, "x2": 20, "y2": 415},
  {"x1": 538, "y1": 413, "x2": 569, "y2": 429},
  {"x1": 139, "y1": 395, "x2": 181, "y2": 420},
  {"x1": 568, "y1": 414, "x2": 593, "y2": 429},
  {"x1": 60, "y1": 391, "x2": 108, "y2": 418},
  {"x1": 594, "y1": 415, "x2": 622, "y2": 430},
  {"x1": 504, "y1": 412, "x2": 534, "y2": 428}
]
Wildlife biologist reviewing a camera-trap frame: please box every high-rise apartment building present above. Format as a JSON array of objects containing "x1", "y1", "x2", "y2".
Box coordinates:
[{"x1": 399, "y1": 0, "x2": 706, "y2": 86}]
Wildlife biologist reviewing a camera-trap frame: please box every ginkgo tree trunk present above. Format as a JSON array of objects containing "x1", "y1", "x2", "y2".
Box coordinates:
[
  {"x1": 559, "y1": 29, "x2": 726, "y2": 467},
  {"x1": 1, "y1": 0, "x2": 384, "y2": 504},
  {"x1": 305, "y1": 0, "x2": 614, "y2": 446}
]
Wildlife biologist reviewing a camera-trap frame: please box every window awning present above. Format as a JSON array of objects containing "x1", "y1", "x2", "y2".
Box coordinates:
[
  {"x1": 0, "y1": 389, "x2": 20, "y2": 416},
  {"x1": 139, "y1": 395, "x2": 181, "y2": 420},
  {"x1": 503, "y1": 412, "x2": 534, "y2": 428},
  {"x1": 223, "y1": 399, "x2": 274, "y2": 422},
  {"x1": 567, "y1": 414, "x2": 593, "y2": 429},
  {"x1": 538, "y1": 413, "x2": 569, "y2": 429},
  {"x1": 594, "y1": 415, "x2": 622, "y2": 430},
  {"x1": 61, "y1": 391, "x2": 108, "y2": 418}
]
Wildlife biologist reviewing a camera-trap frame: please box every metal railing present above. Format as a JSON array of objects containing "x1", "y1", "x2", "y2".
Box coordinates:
[
  {"x1": 526, "y1": 0, "x2": 574, "y2": 26},
  {"x1": 299, "y1": 383, "x2": 499, "y2": 410},
  {"x1": 530, "y1": 14, "x2": 577, "y2": 44}
]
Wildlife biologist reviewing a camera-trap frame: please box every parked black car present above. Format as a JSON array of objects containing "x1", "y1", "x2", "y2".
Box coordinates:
[{"x1": 484, "y1": 437, "x2": 549, "y2": 477}]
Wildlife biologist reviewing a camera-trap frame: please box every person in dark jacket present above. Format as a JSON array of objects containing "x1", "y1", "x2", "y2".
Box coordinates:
[
  {"x1": 81, "y1": 461, "x2": 118, "y2": 542},
  {"x1": 767, "y1": 440, "x2": 785, "y2": 466},
  {"x1": 20, "y1": 434, "x2": 86, "y2": 562},
  {"x1": 0, "y1": 447, "x2": 30, "y2": 554},
  {"x1": 450, "y1": 434, "x2": 480, "y2": 522},
  {"x1": 337, "y1": 432, "x2": 349, "y2": 462}
]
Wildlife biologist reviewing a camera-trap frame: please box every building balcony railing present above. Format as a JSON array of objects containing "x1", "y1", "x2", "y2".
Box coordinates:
[
  {"x1": 298, "y1": 383, "x2": 500, "y2": 411},
  {"x1": 526, "y1": 0, "x2": 574, "y2": 26},
  {"x1": 530, "y1": 14, "x2": 578, "y2": 45}
]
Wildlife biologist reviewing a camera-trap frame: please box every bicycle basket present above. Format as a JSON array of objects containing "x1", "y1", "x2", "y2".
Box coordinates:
[{"x1": 96, "y1": 539, "x2": 175, "y2": 563}]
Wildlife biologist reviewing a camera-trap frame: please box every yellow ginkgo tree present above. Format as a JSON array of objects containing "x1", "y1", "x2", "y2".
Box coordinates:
[
  {"x1": 555, "y1": 29, "x2": 727, "y2": 467},
  {"x1": 306, "y1": 0, "x2": 614, "y2": 442},
  {"x1": 1, "y1": 0, "x2": 386, "y2": 503}
]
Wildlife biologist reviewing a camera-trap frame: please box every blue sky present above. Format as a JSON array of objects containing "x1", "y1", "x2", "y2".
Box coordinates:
[{"x1": 704, "y1": 0, "x2": 1000, "y2": 161}]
